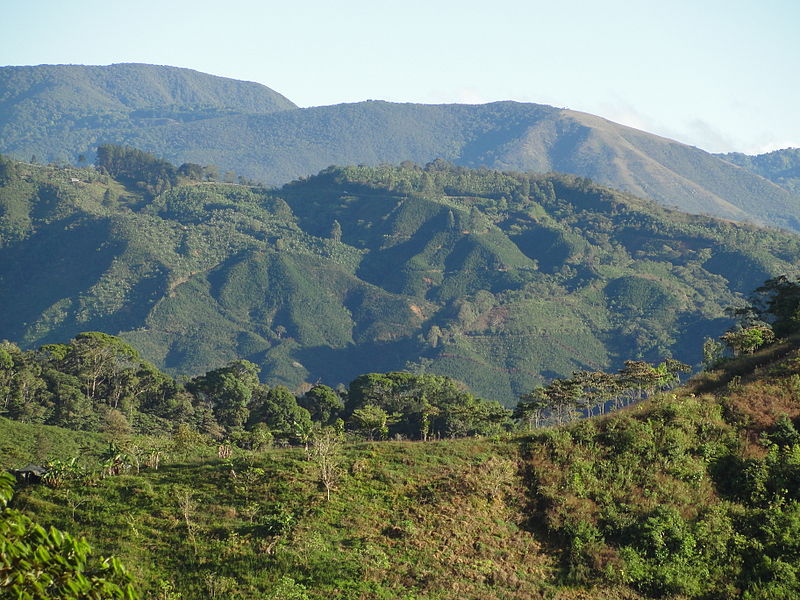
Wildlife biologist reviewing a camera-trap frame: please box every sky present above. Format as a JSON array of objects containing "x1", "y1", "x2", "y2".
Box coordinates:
[{"x1": 3, "y1": 0, "x2": 799, "y2": 154}]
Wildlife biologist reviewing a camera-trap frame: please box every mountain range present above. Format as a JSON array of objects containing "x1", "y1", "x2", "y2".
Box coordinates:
[
  {"x1": 2, "y1": 153, "x2": 800, "y2": 403},
  {"x1": 2, "y1": 63, "x2": 799, "y2": 231}
]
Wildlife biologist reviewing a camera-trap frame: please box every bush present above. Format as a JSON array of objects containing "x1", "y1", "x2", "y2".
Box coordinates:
[{"x1": 0, "y1": 472, "x2": 138, "y2": 599}]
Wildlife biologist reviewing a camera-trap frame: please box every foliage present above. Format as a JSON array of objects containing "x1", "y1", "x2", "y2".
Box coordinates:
[
  {"x1": 3, "y1": 64, "x2": 800, "y2": 235},
  {"x1": 515, "y1": 359, "x2": 690, "y2": 426},
  {"x1": 0, "y1": 330, "x2": 511, "y2": 451},
  {"x1": 721, "y1": 325, "x2": 776, "y2": 356},
  {"x1": 2, "y1": 156, "x2": 800, "y2": 404},
  {"x1": 523, "y1": 342, "x2": 800, "y2": 599},
  {"x1": 346, "y1": 371, "x2": 512, "y2": 439},
  {"x1": 3, "y1": 335, "x2": 800, "y2": 599},
  {"x1": 741, "y1": 275, "x2": 800, "y2": 337},
  {"x1": 720, "y1": 147, "x2": 800, "y2": 195},
  {"x1": 95, "y1": 144, "x2": 179, "y2": 195},
  {"x1": 0, "y1": 472, "x2": 138, "y2": 599}
]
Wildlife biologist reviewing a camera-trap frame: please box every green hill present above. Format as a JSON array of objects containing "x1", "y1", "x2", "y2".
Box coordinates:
[
  {"x1": 2, "y1": 64, "x2": 799, "y2": 231},
  {"x1": 2, "y1": 154, "x2": 800, "y2": 404},
  {"x1": 719, "y1": 147, "x2": 800, "y2": 195},
  {"x1": 0, "y1": 63, "x2": 296, "y2": 165},
  {"x1": 6, "y1": 332, "x2": 800, "y2": 599}
]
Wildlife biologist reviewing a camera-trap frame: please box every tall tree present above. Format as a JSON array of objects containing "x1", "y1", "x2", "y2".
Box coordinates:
[{"x1": 187, "y1": 360, "x2": 261, "y2": 430}]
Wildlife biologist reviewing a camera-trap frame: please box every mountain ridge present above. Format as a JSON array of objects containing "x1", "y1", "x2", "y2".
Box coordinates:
[
  {"x1": 3, "y1": 154, "x2": 800, "y2": 403},
  {"x1": 2, "y1": 64, "x2": 798, "y2": 231}
]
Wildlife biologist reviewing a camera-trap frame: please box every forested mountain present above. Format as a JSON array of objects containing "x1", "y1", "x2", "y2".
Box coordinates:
[
  {"x1": 0, "y1": 63, "x2": 296, "y2": 163},
  {"x1": 2, "y1": 64, "x2": 799, "y2": 230},
  {"x1": 719, "y1": 147, "x2": 800, "y2": 195},
  {"x1": 2, "y1": 153, "x2": 800, "y2": 403}
]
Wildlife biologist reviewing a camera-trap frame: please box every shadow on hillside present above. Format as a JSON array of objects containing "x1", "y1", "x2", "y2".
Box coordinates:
[
  {"x1": 294, "y1": 338, "x2": 422, "y2": 386},
  {"x1": 511, "y1": 434, "x2": 570, "y2": 572},
  {"x1": 0, "y1": 217, "x2": 119, "y2": 344}
]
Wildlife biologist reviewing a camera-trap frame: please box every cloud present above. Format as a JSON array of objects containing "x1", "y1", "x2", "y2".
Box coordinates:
[
  {"x1": 746, "y1": 140, "x2": 800, "y2": 155},
  {"x1": 683, "y1": 119, "x2": 739, "y2": 153},
  {"x1": 588, "y1": 101, "x2": 783, "y2": 155},
  {"x1": 593, "y1": 101, "x2": 654, "y2": 132},
  {"x1": 420, "y1": 87, "x2": 493, "y2": 105}
]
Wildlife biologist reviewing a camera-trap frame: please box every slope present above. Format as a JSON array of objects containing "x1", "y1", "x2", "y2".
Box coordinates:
[
  {"x1": 719, "y1": 147, "x2": 800, "y2": 195},
  {"x1": 7, "y1": 336, "x2": 800, "y2": 599},
  {"x1": 1, "y1": 64, "x2": 799, "y2": 231},
  {"x1": 2, "y1": 155, "x2": 800, "y2": 404},
  {"x1": 0, "y1": 63, "x2": 296, "y2": 164}
]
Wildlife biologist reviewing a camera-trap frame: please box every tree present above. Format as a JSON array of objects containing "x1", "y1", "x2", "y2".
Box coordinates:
[
  {"x1": 247, "y1": 385, "x2": 311, "y2": 440},
  {"x1": 95, "y1": 144, "x2": 177, "y2": 195},
  {"x1": 310, "y1": 427, "x2": 342, "y2": 501},
  {"x1": 188, "y1": 360, "x2": 261, "y2": 430},
  {"x1": 350, "y1": 404, "x2": 391, "y2": 440},
  {"x1": 702, "y1": 337, "x2": 726, "y2": 370},
  {"x1": 346, "y1": 371, "x2": 507, "y2": 439},
  {"x1": 515, "y1": 387, "x2": 550, "y2": 430},
  {"x1": 721, "y1": 325, "x2": 776, "y2": 356},
  {"x1": 177, "y1": 162, "x2": 204, "y2": 181},
  {"x1": 58, "y1": 332, "x2": 141, "y2": 407},
  {"x1": 618, "y1": 360, "x2": 663, "y2": 400},
  {"x1": 0, "y1": 154, "x2": 17, "y2": 184},
  {"x1": 300, "y1": 384, "x2": 343, "y2": 425},
  {"x1": 103, "y1": 408, "x2": 133, "y2": 442},
  {"x1": 42, "y1": 368, "x2": 96, "y2": 430},
  {"x1": 330, "y1": 219, "x2": 342, "y2": 242},
  {"x1": 0, "y1": 344, "x2": 51, "y2": 424},
  {"x1": 0, "y1": 472, "x2": 139, "y2": 599},
  {"x1": 203, "y1": 164, "x2": 219, "y2": 182},
  {"x1": 739, "y1": 276, "x2": 800, "y2": 337}
]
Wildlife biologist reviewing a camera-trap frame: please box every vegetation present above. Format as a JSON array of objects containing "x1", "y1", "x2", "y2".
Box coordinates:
[
  {"x1": 5, "y1": 64, "x2": 800, "y2": 599},
  {"x1": 4, "y1": 314, "x2": 800, "y2": 598},
  {"x1": 2, "y1": 155, "x2": 800, "y2": 403},
  {"x1": 1, "y1": 471, "x2": 138, "y2": 599},
  {"x1": 2, "y1": 64, "x2": 799, "y2": 231},
  {"x1": 0, "y1": 331, "x2": 511, "y2": 445},
  {"x1": 720, "y1": 147, "x2": 800, "y2": 195},
  {"x1": 2, "y1": 162, "x2": 800, "y2": 597}
]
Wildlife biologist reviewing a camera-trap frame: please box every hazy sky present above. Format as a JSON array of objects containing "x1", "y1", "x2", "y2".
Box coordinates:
[{"x1": 4, "y1": 0, "x2": 799, "y2": 154}]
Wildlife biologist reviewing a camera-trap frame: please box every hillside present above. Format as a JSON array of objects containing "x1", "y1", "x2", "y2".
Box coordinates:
[
  {"x1": 719, "y1": 147, "x2": 800, "y2": 195},
  {"x1": 6, "y1": 334, "x2": 800, "y2": 599},
  {"x1": 2, "y1": 64, "x2": 799, "y2": 231},
  {"x1": 0, "y1": 63, "x2": 296, "y2": 164},
  {"x1": 2, "y1": 154, "x2": 800, "y2": 403}
]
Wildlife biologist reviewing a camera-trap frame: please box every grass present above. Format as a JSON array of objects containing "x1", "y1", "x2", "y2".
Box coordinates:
[{"x1": 10, "y1": 333, "x2": 800, "y2": 599}]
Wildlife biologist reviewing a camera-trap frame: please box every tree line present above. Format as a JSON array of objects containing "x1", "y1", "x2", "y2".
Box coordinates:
[
  {"x1": 94, "y1": 144, "x2": 254, "y2": 195},
  {"x1": 0, "y1": 331, "x2": 695, "y2": 448},
  {"x1": 4, "y1": 275, "x2": 800, "y2": 448},
  {"x1": 0, "y1": 332, "x2": 512, "y2": 445}
]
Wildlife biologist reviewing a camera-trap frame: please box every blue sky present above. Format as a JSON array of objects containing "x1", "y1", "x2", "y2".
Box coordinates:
[{"x1": 4, "y1": 0, "x2": 799, "y2": 153}]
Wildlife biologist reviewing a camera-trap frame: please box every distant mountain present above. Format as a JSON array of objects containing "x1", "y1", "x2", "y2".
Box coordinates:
[
  {"x1": 0, "y1": 63, "x2": 296, "y2": 162},
  {"x1": 718, "y1": 147, "x2": 800, "y2": 195},
  {"x1": 2, "y1": 155, "x2": 799, "y2": 403},
  {"x1": 2, "y1": 64, "x2": 799, "y2": 231}
]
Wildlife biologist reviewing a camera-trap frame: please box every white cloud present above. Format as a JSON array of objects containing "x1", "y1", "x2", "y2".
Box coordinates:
[{"x1": 746, "y1": 140, "x2": 800, "y2": 155}]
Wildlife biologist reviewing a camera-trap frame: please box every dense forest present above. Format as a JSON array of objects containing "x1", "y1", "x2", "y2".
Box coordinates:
[
  {"x1": 2, "y1": 150, "x2": 800, "y2": 404},
  {"x1": 0, "y1": 331, "x2": 513, "y2": 443}
]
